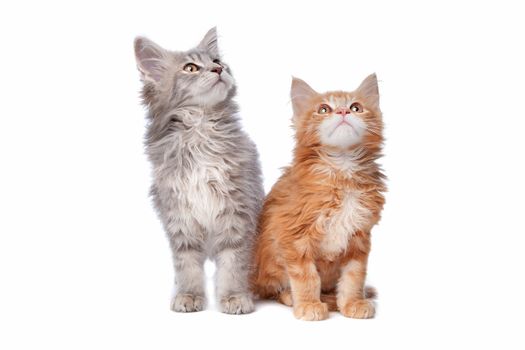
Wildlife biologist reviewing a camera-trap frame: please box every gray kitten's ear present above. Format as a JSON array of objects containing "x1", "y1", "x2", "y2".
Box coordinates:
[
  {"x1": 356, "y1": 73, "x2": 380, "y2": 109},
  {"x1": 134, "y1": 37, "x2": 168, "y2": 83},
  {"x1": 291, "y1": 77, "x2": 318, "y2": 117},
  {"x1": 198, "y1": 27, "x2": 219, "y2": 56}
]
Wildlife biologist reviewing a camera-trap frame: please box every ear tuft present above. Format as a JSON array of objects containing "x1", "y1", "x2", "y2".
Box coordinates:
[
  {"x1": 134, "y1": 36, "x2": 167, "y2": 83},
  {"x1": 198, "y1": 27, "x2": 219, "y2": 57},
  {"x1": 356, "y1": 73, "x2": 380, "y2": 108},
  {"x1": 290, "y1": 77, "x2": 318, "y2": 118}
]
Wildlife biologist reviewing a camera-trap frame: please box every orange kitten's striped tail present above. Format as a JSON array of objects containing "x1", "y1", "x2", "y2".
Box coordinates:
[
  {"x1": 364, "y1": 286, "x2": 378, "y2": 299},
  {"x1": 321, "y1": 286, "x2": 377, "y2": 311}
]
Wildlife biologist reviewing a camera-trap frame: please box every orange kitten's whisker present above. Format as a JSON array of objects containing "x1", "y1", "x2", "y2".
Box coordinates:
[{"x1": 366, "y1": 128, "x2": 381, "y2": 136}]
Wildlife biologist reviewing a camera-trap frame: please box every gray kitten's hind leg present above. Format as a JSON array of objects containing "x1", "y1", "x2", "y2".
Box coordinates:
[{"x1": 169, "y1": 234, "x2": 207, "y2": 312}]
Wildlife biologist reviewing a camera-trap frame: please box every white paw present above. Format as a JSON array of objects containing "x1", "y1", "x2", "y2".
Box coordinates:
[
  {"x1": 171, "y1": 294, "x2": 206, "y2": 312},
  {"x1": 219, "y1": 294, "x2": 254, "y2": 314}
]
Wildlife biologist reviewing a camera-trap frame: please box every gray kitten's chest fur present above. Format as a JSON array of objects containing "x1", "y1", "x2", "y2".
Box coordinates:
[{"x1": 147, "y1": 108, "x2": 263, "y2": 239}]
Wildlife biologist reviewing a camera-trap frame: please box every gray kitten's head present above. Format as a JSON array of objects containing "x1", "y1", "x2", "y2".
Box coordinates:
[{"x1": 134, "y1": 27, "x2": 235, "y2": 111}]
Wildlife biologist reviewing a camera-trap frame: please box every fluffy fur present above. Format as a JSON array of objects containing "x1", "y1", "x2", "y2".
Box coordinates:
[
  {"x1": 134, "y1": 28, "x2": 264, "y2": 314},
  {"x1": 251, "y1": 74, "x2": 386, "y2": 320}
]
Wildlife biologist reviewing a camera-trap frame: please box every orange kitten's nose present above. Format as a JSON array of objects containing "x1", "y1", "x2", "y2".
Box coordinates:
[{"x1": 335, "y1": 107, "x2": 351, "y2": 116}]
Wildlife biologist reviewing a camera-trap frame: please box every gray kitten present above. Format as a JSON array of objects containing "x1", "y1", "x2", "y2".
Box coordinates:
[{"x1": 134, "y1": 28, "x2": 264, "y2": 314}]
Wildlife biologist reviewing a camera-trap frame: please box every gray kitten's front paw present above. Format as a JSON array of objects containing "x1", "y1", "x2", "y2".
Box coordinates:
[
  {"x1": 171, "y1": 293, "x2": 206, "y2": 313},
  {"x1": 219, "y1": 294, "x2": 254, "y2": 315}
]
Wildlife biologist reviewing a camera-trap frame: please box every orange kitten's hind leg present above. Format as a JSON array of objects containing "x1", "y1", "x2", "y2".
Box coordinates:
[
  {"x1": 251, "y1": 256, "x2": 289, "y2": 301},
  {"x1": 320, "y1": 294, "x2": 338, "y2": 311},
  {"x1": 277, "y1": 290, "x2": 293, "y2": 306},
  {"x1": 252, "y1": 278, "x2": 283, "y2": 300}
]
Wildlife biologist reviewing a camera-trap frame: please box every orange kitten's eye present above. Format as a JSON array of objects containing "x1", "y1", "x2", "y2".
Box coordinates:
[
  {"x1": 350, "y1": 103, "x2": 363, "y2": 113},
  {"x1": 318, "y1": 104, "x2": 332, "y2": 114},
  {"x1": 183, "y1": 63, "x2": 200, "y2": 73}
]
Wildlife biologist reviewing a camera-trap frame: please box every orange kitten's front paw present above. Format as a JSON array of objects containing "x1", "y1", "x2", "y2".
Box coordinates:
[
  {"x1": 340, "y1": 299, "x2": 376, "y2": 319},
  {"x1": 293, "y1": 301, "x2": 329, "y2": 321}
]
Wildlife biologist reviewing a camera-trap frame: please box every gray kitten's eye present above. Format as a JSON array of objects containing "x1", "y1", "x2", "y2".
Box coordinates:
[
  {"x1": 213, "y1": 59, "x2": 221, "y2": 64},
  {"x1": 318, "y1": 104, "x2": 332, "y2": 114},
  {"x1": 183, "y1": 63, "x2": 199, "y2": 73},
  {"x1": 350, "y1": 103, "x2": 363, "y2": 113}
]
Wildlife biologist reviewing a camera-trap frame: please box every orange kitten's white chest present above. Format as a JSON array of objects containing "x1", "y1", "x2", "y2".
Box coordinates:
[{"x1": 317, "y1": 189, "x2": 372, "y2": 259}]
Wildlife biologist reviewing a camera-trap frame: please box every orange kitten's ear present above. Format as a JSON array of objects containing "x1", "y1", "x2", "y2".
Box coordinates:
[
  {"x1": 198, "y1": 27, "x2": 219, "y2": 57},
  {"x1": 291, "y1": 77, "x2": 318, "y2": 119},
  {"x1": 134, "y1": 37, "x2": 168, "y2": 84},
  {"x1": 356, "y1": 73, "x2": 380, "y2": 109}
]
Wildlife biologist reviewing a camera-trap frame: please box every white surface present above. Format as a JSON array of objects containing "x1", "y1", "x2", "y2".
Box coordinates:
[{"x1": 1, "y1": 0, "x2": 524, "y2": 349}]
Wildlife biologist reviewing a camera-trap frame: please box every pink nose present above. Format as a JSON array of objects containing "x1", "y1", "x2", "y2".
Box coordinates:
[
  {"x1": 335, "y1": 107, "x2": 351, "y2": 116},
  {"x1": 211, "y1": 66, "x2": 223, "y2": 75}
]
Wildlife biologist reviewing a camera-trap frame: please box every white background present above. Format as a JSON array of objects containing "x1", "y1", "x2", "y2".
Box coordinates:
[{"x1": 1, "y1": 0, "x2": 524, "y2": 349}]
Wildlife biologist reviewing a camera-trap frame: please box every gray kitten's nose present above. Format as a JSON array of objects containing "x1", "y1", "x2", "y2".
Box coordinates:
[{"x1": 211, "y1": 66, "x2": 223, "y2": 75}]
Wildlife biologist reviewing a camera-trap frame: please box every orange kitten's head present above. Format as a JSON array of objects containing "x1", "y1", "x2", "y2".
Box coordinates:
[{"x1": 290, "y1": 74, "x2": 382, "y2": 151}]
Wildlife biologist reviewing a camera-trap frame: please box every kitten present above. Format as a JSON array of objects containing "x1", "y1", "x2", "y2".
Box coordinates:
[
  {"x1": 134, "y1": 28, "x2": 264, "y2": 314},
  {"x1": 251, "y1": 74, "x2": 386, "y2": 321}
]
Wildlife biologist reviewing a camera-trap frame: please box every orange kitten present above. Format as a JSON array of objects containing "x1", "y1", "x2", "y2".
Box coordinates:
[{"x1": 251, "y1": 74, "x2": 386, "y2": 321}]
